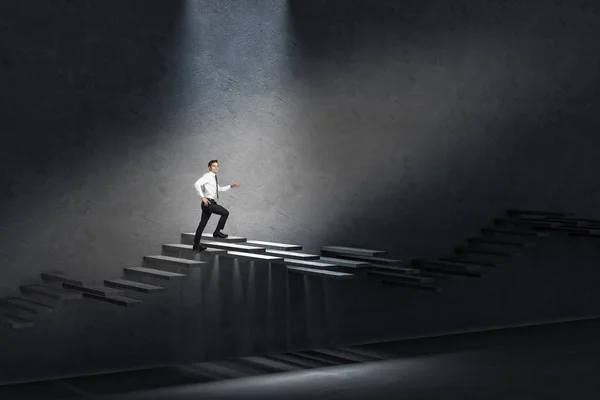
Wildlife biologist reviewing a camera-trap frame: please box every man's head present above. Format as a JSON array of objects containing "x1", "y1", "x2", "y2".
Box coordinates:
[{"x1": 208, "y1": 159, "x2": 219, "y2": 174}]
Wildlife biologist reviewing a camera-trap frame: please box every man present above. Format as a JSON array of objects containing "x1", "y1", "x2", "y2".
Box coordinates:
[{"x1": 192, "y1": 160, "x2": 240, "y2": 252}]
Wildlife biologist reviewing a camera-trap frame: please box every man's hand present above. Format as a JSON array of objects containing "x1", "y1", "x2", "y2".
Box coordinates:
[
  {"x1": 231, "y1": 183, "x2": 241, "y2": 188},
  {"x1": 202, "y1": 197, "x2": 209, "y2": 206}
]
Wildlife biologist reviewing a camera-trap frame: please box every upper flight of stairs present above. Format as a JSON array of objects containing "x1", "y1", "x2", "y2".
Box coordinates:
[{"x1": 3, "y1": 208, "x2": 598, "y2": 330}]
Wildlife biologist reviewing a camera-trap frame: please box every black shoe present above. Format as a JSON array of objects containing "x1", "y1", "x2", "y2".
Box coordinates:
[
  {"x1": 193, "y1": 244, "x2": 207, "y2": 252},
  {"x1": 213, "y1": 231, "x2": 228, "y2": 238}
]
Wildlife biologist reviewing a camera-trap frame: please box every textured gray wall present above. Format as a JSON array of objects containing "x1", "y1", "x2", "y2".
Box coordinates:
[{"x1": 2, "y1": 0, "x2": 600, "y2": 382}]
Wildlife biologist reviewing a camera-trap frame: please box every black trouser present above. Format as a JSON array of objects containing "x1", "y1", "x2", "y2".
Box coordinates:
[{"x1": 193, "y1": 199, "x2": 229, "y2": 246}]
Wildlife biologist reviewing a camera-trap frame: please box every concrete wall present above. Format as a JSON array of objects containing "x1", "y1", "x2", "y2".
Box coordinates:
[{"x1": 2, "y1": 0, "x2": 600, "y2": 383}]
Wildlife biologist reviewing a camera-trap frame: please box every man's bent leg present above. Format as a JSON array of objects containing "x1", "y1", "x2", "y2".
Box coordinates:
[{"x1": 210, "y1": 203, "x2": 230, "y2": 233}]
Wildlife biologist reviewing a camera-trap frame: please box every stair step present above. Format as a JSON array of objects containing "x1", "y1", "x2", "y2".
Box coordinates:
[
  {"x1": 568, "y1": 232, "x2": 600, "y2": 238},
  {"x1": 506, "y1": 209, "x2": 570, "y2": 217},
  {"x1": 439, "y1": 256, "x2": 501, "y2": 267},
  {"x1": 543, "y1": 217, "x2": 589, "y2": 226},
  {"x1": 265, "y1": 249, "x2": 320, "y2": 260},
  {"x1": 246, "y1": 240, "x2": 302, "y2": 251},
  {"x1": 454, "y1": 246, "x2": 518, "y2": 257},
  {"x1": 0, "y1": 313, "x2": 34, "y2": 329},
  {"x1": 329, "y1": 254, "x2": 402, "y2": 265},
  {"x1": 104, "y1": 279, "x2": 166, "y2": 293},
  {"x1": 40, "y1": 272, "x2": 84, "y2": 286},
  {"x1": 302, "y1": 349, "x2": 364, "y2": 365},
  {"x1": 287, "y1": 351, "x2": 341, "y2": 366},
  {"x1": 0, "y1": 297, "x2": 55, "y2": 314},
  {"x1": 123, "y1": 267, "x2": 186, "y2": 280},
  {"x1": 240, "y1": 356, "x2": 301, "y2": 372},
  {"x1": 544, "y1": 216, "x2": 600, "y2": 225},
  {"x1": 366, "y1": 269, "x2": 435, "y2": 283},
  {"x1": 495, "y1": 218, "x2": 561, "y2": 228},
  {"x1": 413, "y1": 259, "x2": 484, "y2": 276},
  {"x1": 318, "y1": 257, "x2": 371, "y2": 268},
  {"x1": 20, "y1": 284, "x2": 82, "y2": 300},
  {"x1": 62, "y1": 282, "x2": 124, "y2": 297},
  {"x1": 284, "y1": 258, "x2": 338, "y2": 269},
  {"x1": 223, "y1": 251, "x2": 284, "y2": 263},
  {"x1": 201, "y1": 240, "x2": 266, "y2": 253},
  {"x1": 83, "y1": 292, "x2": 142, "y2": 307},
  {"x1": 186, "y1": 362, "x2": 247, "y2": 380},
  {"x1": 467, "y1": 237, "x2": 535, "y2": 247},
  {"x1": 181, "y1": 232, "x2": 247, "y2": 245},
  {"x1": 266, "y1": 354, "x2": 325, "y2": 369},
  {"x1": 313, "y1": 348, "x2": 382, "y2": 363},
  {"x1": 481, "y1": 227, "x2": 549, "y2": 237},
  {"x1": 533, "y1": 226, "x2": 600, "y2": 235},
  {"x1": 287, "y1": 266, "x2": 355, "y2": 279},
  {"x1": 211, "y1": 360, "x2": 268, "y2": 378},
  {"x1": 163, "y1": 243, "x2": 227, "y2": 256},
  {"x1": 144, "y1": 255, "x2": 207, "y2": 267},
  {"x1": 367, "y1": 264, "x2": 420, "y2": 274},
  {"x1": 202, "y1": 233, "x2": 247, "y2": 242},
  {"x1": 321, "y1": 245, "x2": 386, "y2": 257}
]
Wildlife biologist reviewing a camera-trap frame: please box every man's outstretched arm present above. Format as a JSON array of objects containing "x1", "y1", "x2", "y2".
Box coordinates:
[{"x1": 219, "y1": 183, "x2": 240, "y2": 192}]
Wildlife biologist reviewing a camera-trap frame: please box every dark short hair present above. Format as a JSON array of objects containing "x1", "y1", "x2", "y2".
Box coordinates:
[{"x1": 208, "y1": 159, "x2": 218, "y2": 168}]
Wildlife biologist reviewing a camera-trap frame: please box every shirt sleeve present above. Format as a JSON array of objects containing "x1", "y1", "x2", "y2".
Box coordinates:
[
  {"x1": 194, "y1": 176, "x2": 207, "y2": 197},
  {"x1": 218, "y1": 184, "x2": 232, "y2": 192}
]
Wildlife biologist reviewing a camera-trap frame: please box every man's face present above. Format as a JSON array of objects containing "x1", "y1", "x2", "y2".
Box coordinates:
[{"x1": 209, "y1": 163, "x2": 219, "y2": 174}]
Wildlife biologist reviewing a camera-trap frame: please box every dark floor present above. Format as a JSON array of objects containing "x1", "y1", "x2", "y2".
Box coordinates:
[{"x1": 3, "y1": 318, "x2": 600, "y2": 399}]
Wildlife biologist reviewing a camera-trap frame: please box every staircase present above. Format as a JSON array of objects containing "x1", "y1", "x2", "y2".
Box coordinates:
[{"x1": 2, "y1": 209, "x2": 598, "y2": 331}]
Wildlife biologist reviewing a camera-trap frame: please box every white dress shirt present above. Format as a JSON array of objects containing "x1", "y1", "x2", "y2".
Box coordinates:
[{"x1": 194, "y1": 172, "x2": 231, "y2": 200}]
